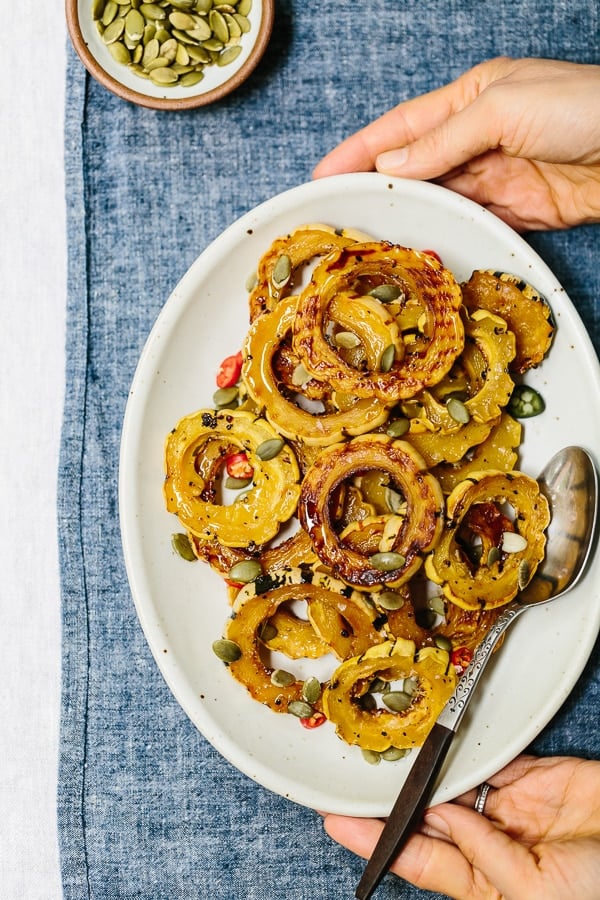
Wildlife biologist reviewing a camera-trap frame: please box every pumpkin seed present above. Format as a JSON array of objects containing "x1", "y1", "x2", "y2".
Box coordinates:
[
  {"x1": 361, "y1": 749, "x2": 381, "y2": 765},
  {"x1": 171, "y1": 531, "x2": 196, "y2": 561},
  {"x1": 382, "y1": 690, "x2": 413, "y2": 713},
  {"x1": 237, "y1": 0, "x2": 252, "y2": 16},
  {"x1": 386, "y1": 417, "x2": 410, "y2": 438},
  {"x1": 271, "y1": 669, "x2": 295, "y2": 687},
  {"x1": 369, "y1": 677, "x2": 387, "y2": 693},
  {"x1": 427, "y1": 594, "x2": 446, "y2": 617},
  {"x1": 292, "y1": 363, "x2": 311, "y2": 387},
  {"x1": 518, "y1": 558, "x2": 531, "y2": 589},
  {"x1": 446, "y1": 396, "x2": 471, "y2": 424},
  {"x1": 288, "y1": 700, "x2": 313, "y2": 719},
  {"x1": 302, "y1": 676, "x2": 321, "y2": 704},
  {"x1": 233, "y1": 12, "x2": 251, "y2": 32},
  {"x1": 227, "y1": 559, "x2": 262, "y2": 583},
  {"x1": 209, "y1": 8, "x2": 229, "y2": 42},
  {"x1": 125, "y1": 8, "x2": 145, "y2": 39},
  {"x1": 108, "y1": 40, "x2": 132, "y2": 63},
  {"x1": 245, "y1": 270, "x2": 258, "y2": 292},
  {"x1": 212, "y1": 638, "x2": 242, "y2": 663},
  {"x1": 334, "y1": 331, "x2": 361, "y2": 350},
  {"x1": 360, "y1": 692, "x2": 377, "y2": 711},
  {"x1": 256, "y1": 437, "x2": 284, "y2": 460},
  {"x1": 501, "y1": 531, "x2": 528, "y2": 553},
  {"x1": 369, "y1": 551, "x2": 406, "y2": 571},
  {"x1": 271, "y1": 254, "x2": 292, "y2": 290},
  {"x1": 487, "y1": 546, "x2": 501, "y2": 566},
  {"x1": 103, "y1": 17, "x2": 126, "y2": 42},
  {"x1": 377, "y1": 590, "x2": 405, "y2": 611},
  {"x1": 403, "y1": 676, "x2": 418, "y2": 696},
  {"x1": 101, "y1": 0, "x2": 118, "y2": 25},
  {"x1": 434, "y1": 634, "x2": 453, "y2": 653},
  {"x1": 260, "y1": 623, "x2": 278, "y2": 642},
  {"x1": 224, "y1": 475, "x2": 252, "y2": 490},
  {"x1": 369, "y1": 283, "x2": 402, "y2": 303},
  {"x1": 212, "y1": 386, "x2": 239, "y2": 407},
  {"x1": 380, "y1": 344, "x2": 395, "y2": 372},
  {"x1": 381, "y1": 746, "x2": 410, "y2": 761}
]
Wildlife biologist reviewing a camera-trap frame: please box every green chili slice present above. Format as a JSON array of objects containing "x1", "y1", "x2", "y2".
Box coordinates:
[{"x1": 507, "y1": 384, "x2": 545, "y2": 418}]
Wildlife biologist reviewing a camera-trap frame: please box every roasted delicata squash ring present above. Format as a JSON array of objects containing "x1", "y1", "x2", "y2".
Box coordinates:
[
  {"x1": 299, "y1": 435, "x2": 444, "y2": 589},
  {"x1": 432, "y1": 413, "x2": 521, "y2": 494},
  {"x1": 242, "y1": 296, "x2": 390, "y2": 445},
  {"x1": 292, "y1": 243, "x2": 465, "y2": 402},
  {"x1": 247, "y1": 224, "x2": 374, "y2": 321},
  {"x1": 225, "y1": 566, "x2": 389, "y2": 712},
  {"x1": 322, "y1": 640, "x2": 456, "y2": 751},
  {"x1": 425, "y1": 469, "x2": 551, "y2": 610},
  {"x1": 416, "y1": 310, "x2": 516, "y2": 430},
  {"x1": 405, "y1": 418, "x2": 497, "y2": 467},
  {"x1": 164, "y1": 408, "x2": 300, "y2": 547},
  {"x1": 461, "y1": 270, "x2": 555, "y2": 373}
]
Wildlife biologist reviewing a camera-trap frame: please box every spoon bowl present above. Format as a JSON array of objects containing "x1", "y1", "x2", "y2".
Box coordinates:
[{"x1": 356, "y1": 446, "x2": 598, "y2": 900}]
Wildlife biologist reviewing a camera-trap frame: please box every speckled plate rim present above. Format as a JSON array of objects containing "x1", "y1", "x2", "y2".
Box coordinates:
[
  {"x1": 66, "y1": 0, "x2": 274, "y2": 110},
  {"x1": 119, "y1": 174, "x2": 600, "y2": 816}
]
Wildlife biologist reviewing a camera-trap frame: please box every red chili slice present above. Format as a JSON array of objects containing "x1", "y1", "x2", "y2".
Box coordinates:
[
  {"x1": 422, "y1": 249, "x2": 443, "y2": 264},
  {"x1": 225, "y1": 452, "x2": 254, "y2": 480},
  {"x1": 216, "y1": 351, "x2": 243, "y2": 388},
  {"x1": 300, "y1": 712, "x2": 326, "y2": 729},
  {"x1": 451, "y1": 646, "x2": 473, "y2": 673}
]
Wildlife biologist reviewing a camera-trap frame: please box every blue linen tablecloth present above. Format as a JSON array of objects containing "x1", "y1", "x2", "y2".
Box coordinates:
[{"x1": 59, "y1": 2, "x2": 600, "y2": 897}]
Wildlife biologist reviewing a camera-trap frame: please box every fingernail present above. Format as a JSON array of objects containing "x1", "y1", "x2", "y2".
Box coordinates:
[
  {"x1": 377, "y1": 147, "x2": 409, "y2": 171},
  {"x1": 423, "y1": 811, "x2": 451, "y2": 837}
]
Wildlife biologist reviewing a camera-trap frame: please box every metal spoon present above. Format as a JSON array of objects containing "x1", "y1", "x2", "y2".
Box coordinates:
[{"x1": 356, "y1": 445, "x2": 598, "y2": 900}]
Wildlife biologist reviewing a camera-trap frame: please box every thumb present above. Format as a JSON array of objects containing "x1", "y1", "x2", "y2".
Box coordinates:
[
  {"x1": 375, "y1": 98, "x2": 504, "y2": 180},
  {"x1": 424, "y1": 803, "x2": 540, "y2": 896}
]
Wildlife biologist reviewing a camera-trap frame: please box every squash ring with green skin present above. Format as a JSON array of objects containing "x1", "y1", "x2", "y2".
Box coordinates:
[
  {"x1": 416, "y1": 310, "x2": 516, "y2": 431},
  {"x1": 322, "y1": 640, "x2": 456, "y2": 751},
  {"x1": 225, "y1": 566, "x2": 390, "y2": 713},
  {"x1": 298, "y1": 435, "x2": 444, "y2": 589},
  {"x1": 164, "y1": 408, "x2": 300, "y2": 548},
  {"x1": 242, "y1": 296, "x2": 390, "y2": 446},
  {"x1": 424, "y1": 469, "x2": 551, "y2": 610},
  {"x1": 292, "y1": 243, "x2": 465, "y2": 402}
]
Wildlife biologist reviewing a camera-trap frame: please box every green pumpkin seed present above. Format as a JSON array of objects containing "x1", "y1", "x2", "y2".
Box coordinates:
[
  {"x1": 386, "y1": 417, "x2": 410, "y2": 438},
  {"x1": 361, "y1": 749, "x2": 381, "y2": 765},
  {"x1": 369, "y1": 284, "x2": 402, "y2": 303},
  {"x1": 233, "y1": 12, "x2": 251, "y2": 32},
  {"x1": 381, "y1": 746, "x2": 410, "y2": 761},
  {"x1": 334, "y1": 331, "x2": 361, "y2": 350},
  {"x1": 487, "y1": 546, "x2": 501, "y2": 566},
  {"x1": 380, "y1": 344, "x2": 395, "y2": 372},
  {"x1": 212, "y1": 386, "x2": 239, "y2": 408},
  {"x1": 382, "y1": 690, "x2": 413, "y2": 713},
  {"x1": 369, "y1": 551, "x2": 406, "y2": 571},
  {"x1": 149, "y1": 66, "x2": 179, "y2": 84},
  {"x1": 101, "y1": 0, "x2": 119, "y2": 25},
  {"x1": 434, "y1": 634, "x2": 453, "y2": 653},
  {"x1": 236, "y1": 0, "x2": 252, "y2": 15},
  {"x1": 209, "y1": 8, "x2": 229, "y2": 41},
  {"x1": 403, "y1": 676, "x2": 418, "y2": 696},
  {"x1": 302, "y1": 676, "x2": 321, "y2": 704},
  {"x1": 171, "y1": 531, "x2": 196, "y2": 561},
  {"x1": 140, "y1": 3, "x2": 167, "y2": 19},
  {"x1": 256, "y1": 437, "x2": 284, "y2": 460},
  {"x1": 227, "y1": 559, "x2": 262, "y2": 583},
  {"x1": 224, "y1": 475, "x2": 252, "y2": 490},
  {"x1": 377, "y1": 590, "x2": 405, "y2": 611},
  {"x1": 518, "y1": 558, "x2": 531, "y2": 589},
  {"x1": 142, "y1": 37, "x2": 160, "y2": 63},
  {"x1": 212, "y1": 638, "x2": 242, "y2": 663},
  {"x1": 108, "y1": 40, "x2": 132, "y2": 63},
  {"x1": 169, "y1": 9, "x2": 196, "y2": 28},
  {"x1": 260, "y1": 623, "x2": 278, "y2": 642},
  {"x1": 103, "y1": 17, "x2": 126, "y2": 42},
  {"x1": 427, "y1": 594, "x2": 446, "y2": 617},
  {"x1": 271, "y1": 254, "x2": 292, "y2": 290},
  {"x1": 93, "y1": 0, "x2": 106, "y2": 18},
  {"x1": 360, "y1": 692, "x2": 377, "y2": 711},
  {"x1": 446, "y1": 396, "x2": 470, "y2": 424},
  {"x1": 125, "y1": 8, "x2": 145, "y2": 39},
  {"x1": 271, "y1": 669, "x2": 295, "y2": 687},
  {"x1": 179, "y1": 69, "x2": 205, "y2": 85},
  {"x1": 288, "y1": 700, "x2": 313, "y2": 719}
]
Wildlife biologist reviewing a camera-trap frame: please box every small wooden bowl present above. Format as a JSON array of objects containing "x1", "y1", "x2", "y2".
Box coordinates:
[{"x1": 66, "y1": 0, "x2": 274, "y2": 110}]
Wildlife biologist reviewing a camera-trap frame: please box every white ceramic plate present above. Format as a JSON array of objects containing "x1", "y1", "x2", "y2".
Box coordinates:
[{"x1": 119, "y1": 174, "x2": 600, "y2": 816}]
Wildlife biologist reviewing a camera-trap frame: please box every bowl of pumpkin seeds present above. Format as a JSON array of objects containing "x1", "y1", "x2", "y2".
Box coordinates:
[{"x1": 66, "y1": 0, "x2": 274, "y2": 109}]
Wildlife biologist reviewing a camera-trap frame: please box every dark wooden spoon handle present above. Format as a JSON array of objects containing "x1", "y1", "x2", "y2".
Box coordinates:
[{"x1": 355, "y1": 723, "x2": 455, "y2": 900}]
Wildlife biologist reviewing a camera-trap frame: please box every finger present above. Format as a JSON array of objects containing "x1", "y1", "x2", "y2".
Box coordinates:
[
  {"x1": 322, "y1": 813, "x2": 490, "y2": 898},
  {"x1": 313, "y1": 64, "x2": 489, "y2": 178},
  {"x1": 424, "y1": 803, "x2": 542, "y2": 896}
]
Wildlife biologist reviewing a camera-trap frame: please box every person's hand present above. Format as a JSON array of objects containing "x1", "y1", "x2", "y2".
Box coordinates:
[
  {"x1": 313, "y1": 57, "x2": 600, "y2": 232},
  {"x1": 322, "y1": 755, "x2": 600, "y2": 899}
]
